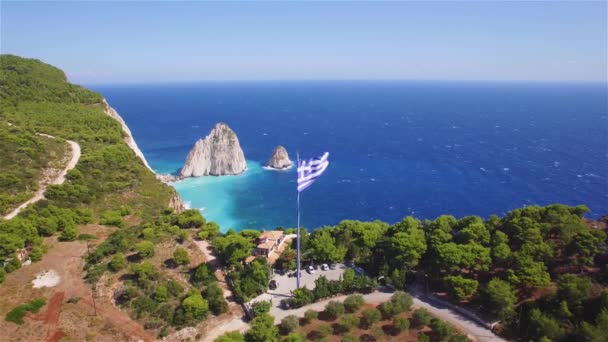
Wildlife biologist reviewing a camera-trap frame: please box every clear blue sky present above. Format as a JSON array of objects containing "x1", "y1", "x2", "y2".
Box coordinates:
[{"x1": 1, "y1": 1, "x2": 606, "y2": 84}]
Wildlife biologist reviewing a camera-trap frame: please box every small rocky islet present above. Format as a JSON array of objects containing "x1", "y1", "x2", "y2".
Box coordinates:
[{"x1": 165, "y1": 123, "x2": 292, "y2": 181}]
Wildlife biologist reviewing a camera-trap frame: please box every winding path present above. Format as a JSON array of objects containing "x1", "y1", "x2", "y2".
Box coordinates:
[{"x1": 2, "y1": 133, "x2": 81, "y2": 220}]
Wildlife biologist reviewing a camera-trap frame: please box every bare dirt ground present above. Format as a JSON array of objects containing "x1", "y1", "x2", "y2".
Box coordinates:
[
  {"x1": 0, "y1": 224, "x2": 154, "y2": 342},
  {"x1": 3, "y1": 135, "x2": 81, "y2": 220}
]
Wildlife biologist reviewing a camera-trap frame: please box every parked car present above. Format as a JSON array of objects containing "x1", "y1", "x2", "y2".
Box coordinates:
[
  {"x1": 321, "y1": 263, "x2": 329, "y2": 271},
  {"x1": 307, "y1": 265, "x2": 315, "y2": 274},
  {"x1": 329, "y1": 263, "x2": 337, "y2": 270},
  {"x1": 354, "y1": 266, "x2": 365, "y2": 275},
  {"x1": 345, "y1": 260, "x2": 354, "y2": 267},
  {"x1": 288, "y1": 271, "x2": 302, "y2": 278},
  {"x1": 269, "y1": 280, "x2": 278, "y2": 290}
]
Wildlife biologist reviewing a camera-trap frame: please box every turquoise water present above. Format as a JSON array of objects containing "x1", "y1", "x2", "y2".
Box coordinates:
[{"x1": 92, "y1": 81, "x2": 608, "y2": 232}]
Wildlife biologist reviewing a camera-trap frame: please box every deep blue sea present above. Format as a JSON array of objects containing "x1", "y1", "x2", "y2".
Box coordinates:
[{"x1": 90, "y1": 81, "x2": 608, "y2": 232}]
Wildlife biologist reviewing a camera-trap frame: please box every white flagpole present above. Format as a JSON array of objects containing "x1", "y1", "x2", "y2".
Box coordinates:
[{"x1": 296, "y1": 152, "x2": 301, "y2": 289}]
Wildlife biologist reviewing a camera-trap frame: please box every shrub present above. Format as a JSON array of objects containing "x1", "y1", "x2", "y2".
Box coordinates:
[
  {"x1": 60, "y1": 224, "x2": 78, "y2": 241},
  {"x1": 390, "y1": 291, "x2": 413, "y2": 312},
  {"x1": 135, "y1": 241, "x2": 155, "y2": 258},
  {"x1": 324, "y1": 301, "x2": 345, "y2": 320},
  {"x1": 343, "y1": 294, "x2": 365, "y2": 313},
  {"x1": 214, "y1": 330, "x2": 245, "y2": 342},
  {"x1": 371, "y1": 326, "x2": 384, "y2": 338},
  {"x1": 5, "y1": 298, "x2": 46, "y2": 324},
  {"x1": 252, "y1": 301, "x2": 271, "y2": 317},
  {"x1": 341, "y1": 335, "x2": 358, "y2": 342},
  {"x1": 173, "y1": 247, "x2": 190, "y2": 265},
  {"x1": 283, "y1": 332, "x2": 305, "y2": 342},
  {"x1": 340, "y1": 314, "x2": 360, "y2": 331},
  {"x1": 154, "y1": 285, "x2": 169, "y2": 302},
  {"x1": 290, "y1": 287, "x2": 314, "y2": 308},
  {"x1": 418, "y1": 332, "x2": 431, "y2": 342},
  {"x1": 100, "y1": 211, "x2": 123, "y2": 227},
  {"x1": 393, "y1": 316, "x2": 410, "y2": 333},
  {"x1": 109, "y1": 253, "x2": 127, "y2": 272},
  {"x1": 361, "y1": 307, "x2": 381, "y2": 328},
  {"x1": 431, "y1": 318, "x2": 454, "y2": 341},
  {"x1": 317, "y1": 323, "x2": 333, "y2": 337},
  {"x1": 412, "y1": 308, "x2": 433, "y2": 327},
  {"x1": 303, "y1": 309, "x2": 318, "y2": 324},
  {"x1": 280, "y1": 315, "x2": 300, "y2": 335}
]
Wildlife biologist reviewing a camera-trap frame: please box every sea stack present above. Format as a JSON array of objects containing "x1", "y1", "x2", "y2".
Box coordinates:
[
  {"x1": 179, "y1": 123, "x2": 247, "y2": 177},
  {"x1": 267, "y1": 145, "x2": 293, "y2": 169}
]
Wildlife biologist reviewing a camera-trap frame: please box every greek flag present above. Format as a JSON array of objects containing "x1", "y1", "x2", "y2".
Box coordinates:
[{"x1": 297, "y1": 152, "x2": 330, "y2": 192}]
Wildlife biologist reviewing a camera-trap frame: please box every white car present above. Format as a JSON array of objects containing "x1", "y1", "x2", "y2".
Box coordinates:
[
  {"x1": 307, "y1": 265, "x2": 316, "y2": 274},
  {"x1": 321, "y1": 263, "x2": 329, "y2": 271}
]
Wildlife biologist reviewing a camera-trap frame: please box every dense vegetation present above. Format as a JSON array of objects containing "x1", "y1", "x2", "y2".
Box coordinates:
[
  {"x1": 215, "y1": 292, "x2": 471, "y2": 342},
  {"x1": 4, "y1": 298, "x2": 46, "y2": 325},
  {"x1": 0, "y1": 123, "x2": 67, "y2": 215},
  {"x1": 277, "y1": 204, "x2": 607, "y2": 341},
  {"x1": 0, "y1": 55, "x2": 177, "y2": 277},
  {"x1": 84, "y1": 209, "x2": 228, "y2": 335}
]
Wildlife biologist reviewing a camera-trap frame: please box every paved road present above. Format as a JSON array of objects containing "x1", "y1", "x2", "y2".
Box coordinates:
[{"x1": 3, "y1": 134, "x2": 81, "y2": 220}]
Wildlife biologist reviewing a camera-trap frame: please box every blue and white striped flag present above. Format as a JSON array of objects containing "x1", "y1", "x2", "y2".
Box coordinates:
[{"x1": 297, "y1": 152, "x2": 329, "y2": 192}]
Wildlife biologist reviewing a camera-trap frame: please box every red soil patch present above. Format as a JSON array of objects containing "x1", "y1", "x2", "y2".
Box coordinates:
[
  {"x1": 42, "y1": 292, "x2": 64, "y2": 325},
  {"x1": 46, "y1": 330, "x2": 66, "y2": 342}
]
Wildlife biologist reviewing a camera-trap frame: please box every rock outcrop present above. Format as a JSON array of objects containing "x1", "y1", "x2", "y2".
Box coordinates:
[
  {"x1": 168, "y1": 193, "x2": 185, "y2": 213},
  {"x1": 266, "y1": 145, "x2": 293, "y2": 169},
  {"x1": 180, "y1": 123, "x2": 247, "y2": 177}
]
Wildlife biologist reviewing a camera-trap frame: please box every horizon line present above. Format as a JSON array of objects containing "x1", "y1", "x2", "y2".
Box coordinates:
[{"x1": 81, "y1": 78, "x2": 608, "y2": 87}]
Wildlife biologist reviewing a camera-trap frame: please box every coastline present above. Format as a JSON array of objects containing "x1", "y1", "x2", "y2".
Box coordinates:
[
  {"x1": 102, "y1": 98, "x2": 185, "y2": 212},
  {"x1": 102, "y1": 99, "x2": 154, "y2": 172}
]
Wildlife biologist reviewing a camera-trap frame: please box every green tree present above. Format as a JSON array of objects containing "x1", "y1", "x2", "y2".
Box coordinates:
[
  {"x1": 182, "y1": 290, "x2": 209, "y2": 320},
  {"x1": 213, "y1": 234, "x2": 253, "y2": 266},
  {"x1": 135, "y1": 241, "x2": 155, "y2": 258},
  {"x1": 483, "y1": 278, "x2": 517, "y2": 321},
  {"x1": 308, "y1": 229, "x2": 346, "y2": 263},
  {"x1": 443, "y1": 275, "x2": 479, "y2": 301},
  {"x1": 528, "y1": 308, "x2": 565, "y2": 341},
  {"x1": 198, "y1": 221, "x2": 220, "y2": 240},
  {"x1": 290, "y1": 287, "x2": 314, "y2": 308},
  {"x1": 580, "y1": 309, "x2": 608, "y2": 342},
  {"x1": 109, "y1": 253, "x2": 127, "y2": 272},
  {"x1": 556, "y1": 273, "x2": 592, "y2": 314},
  {"x1": 514, "y1": 254, "x2": 551, "y2": 288},
  {"x1": 245, "y1": 313, "x2": 279, "y2": 342},
  {"x1": 387, "y1": 225, "x2": 427, "y2": 269},
  {"x1": 60, "y1": 224, "x2": 78, "y2": 241},
  {"x1": 173, "y1": 247, "x2": 190, "y2": 265},
  {"x1": 204, "y1": 283, "x2": 228, "y2": 315},
  {"x1": 191, "y1": 263, "x2": 215, "y2": 285},
  {"x1": 566, "y1": 230, "x2": 606, "y2": 268}
]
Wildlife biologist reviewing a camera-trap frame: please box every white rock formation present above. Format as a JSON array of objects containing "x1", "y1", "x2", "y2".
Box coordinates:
[
  {"x1": 266, "y1": 145, "x2": 293, "y2": 169},
  {"x1": 180, "y1": 123, "x2": 247, "y2": 177}
]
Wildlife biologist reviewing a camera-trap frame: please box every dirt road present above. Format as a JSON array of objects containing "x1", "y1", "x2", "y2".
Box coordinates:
[{"x1": 3, "y1": 135, "x2": 81, "y2": 220}]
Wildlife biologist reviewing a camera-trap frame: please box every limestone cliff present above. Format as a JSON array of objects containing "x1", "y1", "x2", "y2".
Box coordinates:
[
  {"x1": 266, "y1": 145, "x2": 293, "y2": 169},
  {"x1": 179, "y1": 123, "x2": 247, "y2": 177},
  {"x1": 102, "y1": 99, "x2": 153, "y2": 172}
]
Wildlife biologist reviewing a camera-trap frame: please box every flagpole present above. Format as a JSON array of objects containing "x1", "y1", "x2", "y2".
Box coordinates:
[{"x1": 296, "y1": 152, "x2": 301, "y2": 289}]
